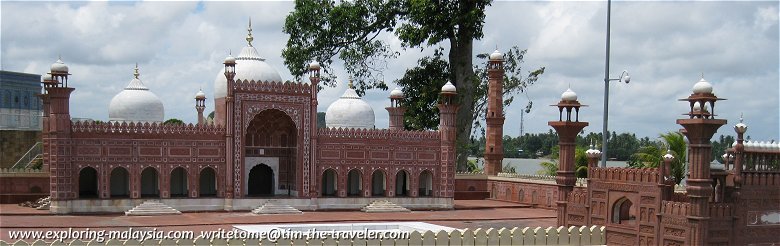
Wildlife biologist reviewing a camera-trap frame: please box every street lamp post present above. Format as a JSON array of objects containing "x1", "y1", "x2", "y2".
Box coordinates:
[{"x1": 601, "y1": 0, "x2": 630, "y2": 167}]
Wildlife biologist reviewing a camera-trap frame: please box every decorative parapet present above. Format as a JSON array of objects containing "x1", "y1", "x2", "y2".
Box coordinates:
[
  {"x1": 661, "y1": 200, "x2": 691, "y2": 216},
  {"x1": 455, "y1": 172, "x2": 488, "y2": 179},
  {"x1": 567, "y1": 189, "x2": 588, "y2": 205},
  {"x1": 71, "y1": 121, "x2": 225, "y2": 135},
  {"x1": 0, "y1": 168, "x2": 48, "y2": 177},
  {"x1": 670, "y1": 192, "x2": 689, "y2": 203},
  {"x1": 496, "y1": 173, "x2": 587, "y2": 187},
  {"x1": 740, "y1": 172, "x2": 780, "y2": 186},
  {"x1": 318, "y1": 128, "x2": 440, "y2": 140},
  {"x1": 709, "y1": 203, "x2": 733, "y2": 218},
  {"x1": 233, "y1": 79, "x2": 312, "y2": 95},
  {"x1": 588, "y1": 167, "x2": 658, "y2": 183},
  {"x1": 0, "y1": 226, "x2": 606, "y2": 245}
]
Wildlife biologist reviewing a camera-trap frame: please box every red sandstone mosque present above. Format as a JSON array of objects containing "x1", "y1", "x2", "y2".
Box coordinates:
[{"x1": 38, "y1": 23, "x2": 463, "y2": 213}]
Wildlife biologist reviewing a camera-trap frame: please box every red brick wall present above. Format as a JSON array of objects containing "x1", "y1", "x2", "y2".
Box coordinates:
[{"x1": 0, "y1": 176, "x2": 49, "y2": 203}]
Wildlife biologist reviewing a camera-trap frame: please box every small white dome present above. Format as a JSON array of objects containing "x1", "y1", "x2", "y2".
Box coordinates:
[
  {"x1": 489, "y1": 50, "x2": 503, "y2": 60},
  {"x1": 195, "y1": 89, "x2": 206, "y2": 100},
  {"x1": 41, "y1": 73, "x2": 52, "y2": 82},
  {"x1": 309, "y1": 61, "x2": 321, "y2": 70},
  {"x1": 50, "y1": 58, "x2": 68, "y2": 73},
  {"x1": 585, "y1": 148, "x2": 601, "y2": 158},
  {"x1": 325, "y1": 85, "x2": 375, "y2": 129},
  {"x1": 109, "y1": 67, "x2": 164, "y2": 123},
  {"x1": 561, "y1": 88, "x2": 577, "y2": 101},
  {"x1": 441, "y1": 81, "x2": 457, "y2": 93},
  {"x1": 663, "y1": 150, "x2": 675, "y2": 161},
  {"x1": 224, "y1": 55, "x2": 236, "y2": 64},
  {"x1": 692, "y1": 78, "x2": 713, "y2": 94},
  {"x1": 390, "y1": 87, "x2": 403, "y2": 99},
  {"x1": 214, "y1": 46, "x2": 283, "y2": 98}
]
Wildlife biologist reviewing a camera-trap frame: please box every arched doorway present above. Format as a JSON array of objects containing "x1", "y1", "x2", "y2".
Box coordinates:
[
  {"x1": 170, "y1": 167, "x2": 188, "y2": 197},
  {"x1": 347, "y1": 169, "x2": 362, "y2": 196},
  {"x1": 395, "y1": 170, "x2": 409, "y2": 197},
  {"x1": 371, "y1": 170, "x2": 386, "y2": 197},
  {"x1": 612, "y1": 197, "x2": 635, "y2": 224},
  {"x1": 321, "y1": 169, "x2": 337, "y2": 197},
  {"x1": 245, "y1": 109, "x2": 297, "y2": 197},
  {"x1": 140, "y1": 167, "x2": 159, "y2": 197},
  {"x1": 248, "y1": 164, "x2": 274, "y2": 196},
  {"x1": 78, "y1": 167, "x2": 98, "y2": 198},
  {"x1": 110, "y1": 167, "x2": 129, "y2": 197},
  {"x1": 419, "y1": 170, "x2": 433, "y2": 196},
  {"x1": 199, "y1": 167, "x2": 217, "y2": 197}
]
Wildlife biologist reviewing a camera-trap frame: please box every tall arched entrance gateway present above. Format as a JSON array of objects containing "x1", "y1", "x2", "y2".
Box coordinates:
[{"x1": 244, "y1": 109, "x2": 298, "y2": 197}]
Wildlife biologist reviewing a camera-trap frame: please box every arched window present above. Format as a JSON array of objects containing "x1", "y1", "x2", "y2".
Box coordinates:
[
  {"x1": 347, "y1": 169, "x2": 362, "y2": 196},
  {"x1": 518, "y1": 189, "x2": 525, "y2": 203},
  {"x1": 199, "y1": 167, "x2": 217, "y2": 197},
  {"x1": 140, "y1": 167, "x2": 159, "y2": 197},
  {"x1": 110, "y1": 167, "x2": 129, "y2": 197},
  {"x1": 371, "y1": 170, "x2": 386, "y2": 197},
  {"x1": 79, "y1": 167, "x2": 98, "y2": 198},
  {"x1": 612, "y1": 197, "x2": 635, "y2": 224},
  {"x1": 395, "y1": 170, "x2": 409, "y2": 197},
  {"x1": 419, "y1": 171, "x2": 433, "y2": 197},
  {"x1": 321, "y1": 169, "x2": 337, "y2": 197},
  {"x1": 170, "y1": 167, "x2": 188, "y2": 197}
]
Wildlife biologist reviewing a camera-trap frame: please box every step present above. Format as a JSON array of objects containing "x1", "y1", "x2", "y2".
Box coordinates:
[
  {"x1": 125, "y1": 200, "x2": 181, "y2": 216},
  {"x1": 361, "y1": 200, "x2": 411, "y2": 213},
  {"x1": 252, "y1": 201, "x2": 302, "y2": 214}
]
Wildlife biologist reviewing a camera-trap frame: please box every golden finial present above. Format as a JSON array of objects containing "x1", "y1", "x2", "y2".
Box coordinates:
[
  {"x1": 246, "y1": 17, "x2": 254, "y2": 47},
  {"x1": 133, "y1": 63, "x2": 140, "y2": 79},
  {"x1": 348, "y1": 76, "x2": 354, "y2": 89}
]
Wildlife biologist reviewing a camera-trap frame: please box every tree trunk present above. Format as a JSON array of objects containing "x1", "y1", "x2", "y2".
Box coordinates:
[{"x1": 449, "y1": 38, "x2": 475, "y2": 172}]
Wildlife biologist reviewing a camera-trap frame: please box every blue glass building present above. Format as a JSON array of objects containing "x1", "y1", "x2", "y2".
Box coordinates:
[{"x1": 0, "y1": 71, "x2": 42, "y2": 130}]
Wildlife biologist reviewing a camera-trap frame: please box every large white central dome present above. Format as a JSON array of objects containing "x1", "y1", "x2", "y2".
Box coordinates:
[
  {"x1": 109, "y1": 66, "x2": 164, "y2": 123},
  {"x1": 325, "y1": 81, "x2": 375, "y2": 129},
  {"x1": 213, "y1": 46, "x2": 283, "y2": 98}
]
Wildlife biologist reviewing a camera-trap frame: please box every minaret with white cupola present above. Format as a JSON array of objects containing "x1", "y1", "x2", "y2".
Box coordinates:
[{"x1": 484, "y1": 49, "x2": 505, "y2": 175}]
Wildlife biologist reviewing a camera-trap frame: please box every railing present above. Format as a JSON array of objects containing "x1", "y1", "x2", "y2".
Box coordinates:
[
  {"x1": 496, "y1": 172, "x2": 588, "y2": 187},
  {"x1": 10, "y1": 142, "x2": 42, "y2": 169}
]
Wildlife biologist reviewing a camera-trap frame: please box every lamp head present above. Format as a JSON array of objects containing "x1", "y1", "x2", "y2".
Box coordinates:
[{"x1": 621, "y1": 70, "x2": 631, "y2": 83}]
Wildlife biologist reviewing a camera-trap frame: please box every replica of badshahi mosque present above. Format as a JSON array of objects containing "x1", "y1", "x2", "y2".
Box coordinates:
[{"x1": 31, "y1": 21, "x2": 778, "y2": 245}]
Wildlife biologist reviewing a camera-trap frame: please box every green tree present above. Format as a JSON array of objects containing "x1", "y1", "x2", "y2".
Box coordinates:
[
  {"x1": 163, "y1": 118, "x2": 184, "y2": 125},
  {"x1": 537, "y1": 161, "x2": 557, "y2": 176},
  {"x1": 283, "y1": 0, "x2": 544, "y2": 171},
  {"x1": 629, "y1": 132, "x2": 687, "y2": 184}
]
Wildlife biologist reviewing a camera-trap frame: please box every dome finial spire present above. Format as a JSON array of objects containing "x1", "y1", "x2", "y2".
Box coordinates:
[
  {"x1": 740, "y1": 112, "x2": 744, "y2": 123},
  {"x1": 348, "y1": 76, "x2": 354, "y2": 89},
  {"x1": 133, "y1": 63, "x2": 140, "y2": 79},
  {"x1": 246, "y1": 17, "x2": 254, "y2": 47}
]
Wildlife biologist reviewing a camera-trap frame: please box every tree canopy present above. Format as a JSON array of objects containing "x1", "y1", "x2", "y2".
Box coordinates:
[{"x1": 283, "y1": 0, "x2": 544, "y2": 171}]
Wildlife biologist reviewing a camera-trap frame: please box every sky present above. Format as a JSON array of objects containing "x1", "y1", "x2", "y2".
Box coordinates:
[{"x1": 2, "y1": 1, "x2": 778, "y2": 142}]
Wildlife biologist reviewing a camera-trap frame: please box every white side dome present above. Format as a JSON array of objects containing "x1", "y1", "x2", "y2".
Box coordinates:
[
  {"x1": 390, "y1": 87, "x2": 403, "y2": 99},
  {"x1": 561, "y1": 88, "x2": 577, "y2": 101},
  {"x1": 214, "y1": 46, "x2": 283, "y2": 98},
  {"x1": 309, "y1": 61, "x2": 321, "y2": 70},
  {"x1": 195, "y1": 89, "x2": 206, "y2": 100},
  {"x1": 109, "y1": 67, "x2": 164, "y2": 123},
  {"x1": 489, "y1": 50, "x2": 503, "y2": 60},
  {"x1": 441, "y1": 81, "x2": 457, "y2": 93},
  {"x1": 325, "y1": 83, "x2": 375, "y2": 129},
  {"x1": 692, "y1": 77, "x2": 713, "y2": 94},
  {"x1": 50, "y1": 58, "x2": 68, "y2": 73}
]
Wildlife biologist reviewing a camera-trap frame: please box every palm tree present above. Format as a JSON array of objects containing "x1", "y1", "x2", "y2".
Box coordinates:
[{"x1": 629, "y1": 132, "x2": 687, "y2": 184}]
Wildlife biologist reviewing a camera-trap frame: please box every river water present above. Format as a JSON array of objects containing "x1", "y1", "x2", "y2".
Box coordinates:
[{"x1": 468, "y1": 157, "x2": 628, "y2": 175}]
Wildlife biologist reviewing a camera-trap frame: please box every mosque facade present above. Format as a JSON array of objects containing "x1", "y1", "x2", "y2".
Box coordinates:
[{"x1": 39, "y1": 24, "x2": 470, "y2": 213}]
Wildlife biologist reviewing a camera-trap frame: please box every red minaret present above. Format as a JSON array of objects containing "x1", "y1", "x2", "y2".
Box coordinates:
[
  {"x1": 437, "y1": 81, "x2": 458, "y2": 197},
  {"x1": 308, "y1": 61, "x2": 320, "y2": 197},
  {"x1": 676, "y1": 77, "x2": 726, "y2": 246},
  {"x1": 223, "y1": 53, "x2": 236, "y2": 209},
  {"x1": 484, "y1": 50, "x2": 505, "y2": 175},
  {"x1": 548, "y1": 87, "x2": 588, "y2": 226},
  {"x1": 386, "y1": 87, "x2": 405, "y2": 130},
  {"x1": 43, "y1": 58, "x2": 75, "y2": 211},
  {"x1": 195, "y1": 89, "x2": 206, "y2": 125}
]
